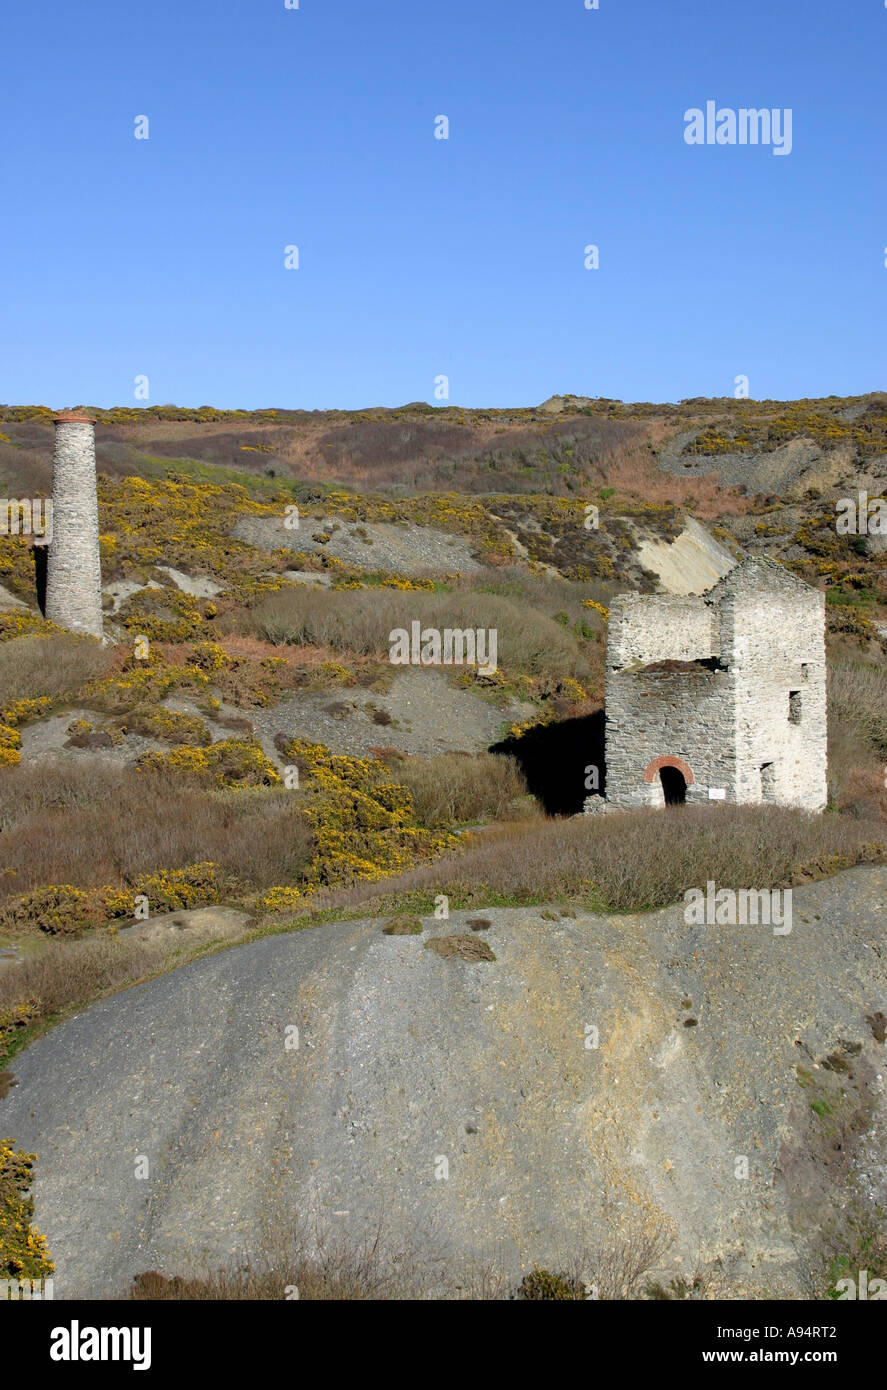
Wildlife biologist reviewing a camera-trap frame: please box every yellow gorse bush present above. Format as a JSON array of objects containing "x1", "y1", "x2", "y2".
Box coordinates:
[
  {"x1": 0, "y1": 723, "x2": 21, "y2": 766},
  {"x1": 136, "y1": 739, "x2": 281, "y2": 789},
  {"x1": 0, "y1": 1139, "x2": 54, "y2": 1280},
  {"x1": 132, "y1": 862, "x2": 228, "y2": 912},
  {"x1": 117, "y1": 707, "x2": 211, "y2": 747},
  {"x1": 97, "y1": 474, "x2": 292, "y2": 601},
  {"x1": 281, "y1": 738, "x2": 457, "y2": 889},
  {"x1": 0, "y1": 612, "x2": 66, "y2": 643},
  {"x1": 82, "y1": 643, "x2": 292, "y2": 719},
  {"x1": 0, "y1": 539, "x2": 42, "y2": 604},
  {"x1": 0, "y1": 696, "x2": 54, "y2": 727},
  {"x1": 331, "y1": 573, "x2": 436, "y2": 592},
  {"x1": 582, "y1": 598, "x2": 609, "y2": 620},
  {"x1": 256, "y1": 885, "x2": 302, "y2": 914},
  {"x1": 1, "y1": 864, "x2": 231, "y2": 936},
  {"x1": 117, "y1": 585, "x2": 214, "y2": 643},
  {"x1": 0, "y1": 1000, "x2": 40, "y2": 1051},
  {"x1": 682, "y1": 402, "x2": 887, "y2": 460},
  {"x1": 81, "y1": 657, "x2": 210, "y2": 713},
  {"x1": 1, "y1": 884, "x2": 106, "y2": 935}
]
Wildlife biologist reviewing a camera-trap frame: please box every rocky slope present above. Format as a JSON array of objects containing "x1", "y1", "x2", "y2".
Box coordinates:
[{"x1": 3, "y1": 867, "x2": 885, "y2": 1299}]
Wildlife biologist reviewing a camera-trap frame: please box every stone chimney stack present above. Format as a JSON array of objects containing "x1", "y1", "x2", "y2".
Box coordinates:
[{"x1": 45, "y1": 411, "x2": 104, "y2": 639}]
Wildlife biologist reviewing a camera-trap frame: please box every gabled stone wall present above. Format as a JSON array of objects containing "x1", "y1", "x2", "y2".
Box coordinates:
[{"x1": 724, "y1": 584, "x2": 827, "y2": 810}]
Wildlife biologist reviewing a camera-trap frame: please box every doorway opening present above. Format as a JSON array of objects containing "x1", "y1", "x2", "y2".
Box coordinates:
[{"x1": 660, "y1": 766, "x2": 687, "y2": 806}]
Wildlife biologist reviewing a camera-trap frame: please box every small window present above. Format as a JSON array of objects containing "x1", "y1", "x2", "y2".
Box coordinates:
[{"x1": 788, "y1": 690, "x2": 802, "y2": 724}]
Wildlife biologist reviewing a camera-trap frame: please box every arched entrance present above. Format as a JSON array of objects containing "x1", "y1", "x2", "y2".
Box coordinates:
[
  {"x1": 659, "y1": 765, "x2": 687, "y2": 805},
  {"x1": 643, "y1": 755, "x2": 694, "y2": 807}
]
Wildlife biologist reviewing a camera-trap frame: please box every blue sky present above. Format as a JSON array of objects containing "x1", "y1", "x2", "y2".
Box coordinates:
[{"x1": 2, "y1": 0, "x2": 885, "y2": 409}]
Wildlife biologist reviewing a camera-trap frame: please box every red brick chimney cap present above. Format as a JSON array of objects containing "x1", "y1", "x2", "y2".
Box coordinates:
[{"x1": 53, "y1": 410, "x2": 96, "y2": 425}]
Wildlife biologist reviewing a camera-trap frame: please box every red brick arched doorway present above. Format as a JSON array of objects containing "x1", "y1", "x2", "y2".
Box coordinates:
[
  {"x1": 643, "y1": 755, "x2": 695, "y2": 784},
  {"x1": 643, "y1": 755, "x2": 694, "y2": 806}
]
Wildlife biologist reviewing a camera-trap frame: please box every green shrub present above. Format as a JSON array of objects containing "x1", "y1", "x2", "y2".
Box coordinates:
[
  {"x1": 382, "y1": 915, "x2": 423, "y2": 935},
  {"x1": 518, "y1": 1266, "x2": 585, "y2": 1300}
]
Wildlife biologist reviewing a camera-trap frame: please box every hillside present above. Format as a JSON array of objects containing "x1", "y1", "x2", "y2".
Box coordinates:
[{"x1": 0, "y1": 393, "x2": 885, "y2": 1300}]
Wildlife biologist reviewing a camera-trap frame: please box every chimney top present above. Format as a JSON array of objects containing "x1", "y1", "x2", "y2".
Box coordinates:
[{"x1": 53, "y1": 410, "x2": 96, "y2": 424}]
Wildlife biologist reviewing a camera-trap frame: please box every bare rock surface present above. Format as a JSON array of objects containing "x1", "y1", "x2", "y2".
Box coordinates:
[
  {"x1": 537, "y1": 394, "x2": 596, "y2": 414},
  {"x1": 102, "y1": 579, "x2": 162, "y2": 615},
  {"x1": 656, "y1": 432, "x2": 879, "y2": 500},
  {"x1": 0, "y1": 582, "x2": 30, "y2": 611},
  {"x1": 271, "y1": 570, "x2": 333, "y2": 589},
  {"x1": 11, "y1": 669, "x2": 528, "y2": 774},
  {"x1": 155, "y1": 566, "x2": 223, "y2": 598},
  {"x1": 3, "y1": 867, "x2": 885, "y2": 1298},
  {"x1": 633, "y1": 517, "x2": 737, "y2": 596}
]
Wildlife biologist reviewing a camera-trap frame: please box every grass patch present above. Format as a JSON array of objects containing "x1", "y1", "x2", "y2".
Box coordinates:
[
  {"x1": 0, "y1": 633, "x2": 112, "y2": 713},
  {"x1": 247, "y1": 585, "x2": 598, "y2": 693},
  {"x1": 0, "y1": 761, "x2": 314, "y2": 901},
  {"x1": 382, "y1": 915, "x2": 422, "y2": 936},
  {"x1": 312, "y1": 803, "x2": 885, "y2": 917},
  {"x1": 373, "y1": 749, "x2": 535, "y2": 828}
]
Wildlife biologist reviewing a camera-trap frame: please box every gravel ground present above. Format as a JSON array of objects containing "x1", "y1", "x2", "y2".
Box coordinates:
[
  {"x1": 17, "y1": 710, "x2": 166, "y2": 766},
  {"x1": 14, "y1": 667, "x2": 533, "y2": 772},
  {"x1": 232, "y1": 514, "x2": 483, "y2": 574},
  {"x1": 241, "y1": 667, "x2": 532, "y2": 762}
]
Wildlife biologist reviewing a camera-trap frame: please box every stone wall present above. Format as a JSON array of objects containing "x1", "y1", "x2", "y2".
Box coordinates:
[
  {"x1": 605, "y1": 658, "x2": 735, "y2": 807},
  {"x1": 724, "y1": 584, "x2": 827, "y2": 810},
  {"x1": 606, "y1": 593, "x2": 720, "y2": 668}
]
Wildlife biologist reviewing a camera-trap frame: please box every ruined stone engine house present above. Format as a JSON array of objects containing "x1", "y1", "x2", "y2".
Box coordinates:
[{"x1": 600, "y1": 557, "x2": 827, "y2": 812}]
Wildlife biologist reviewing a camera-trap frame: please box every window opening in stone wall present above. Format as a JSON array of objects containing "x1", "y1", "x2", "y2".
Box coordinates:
[
  {"x1": 788, "y1": 690, "x2": 802, "y2": 724},
  {"x1": 760, "y1": 761, "x2": 776, "y2": 801}
]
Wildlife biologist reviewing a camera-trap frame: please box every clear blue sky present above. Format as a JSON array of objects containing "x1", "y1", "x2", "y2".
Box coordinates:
[{"x1": 2, "y1": 0, "x2": 884, "y2": 410}]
